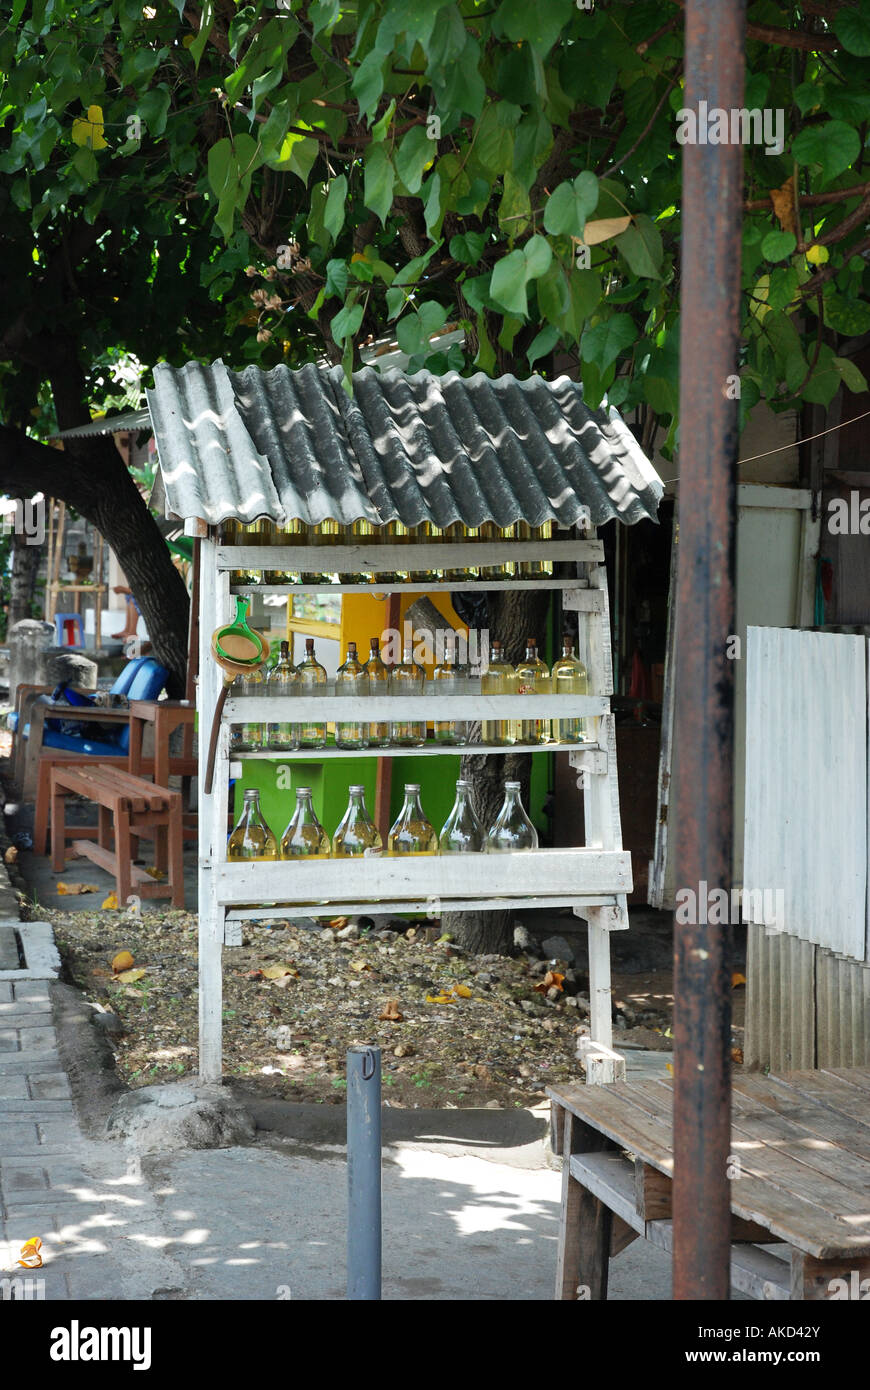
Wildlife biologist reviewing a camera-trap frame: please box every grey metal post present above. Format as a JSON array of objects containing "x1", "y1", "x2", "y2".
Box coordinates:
[{"x1": 347, "y1": 1045, "x2": 382, "y2": 1300}]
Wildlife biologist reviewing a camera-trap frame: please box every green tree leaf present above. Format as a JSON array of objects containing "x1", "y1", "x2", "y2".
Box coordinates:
[
  {"x1": 615, "y1": 215, "x2": 663, "y2": 279},
  {"x1": 761, "y1": 230, "x2": 797, "y2": 263},
  {"x1": 792, "y1": 120, "x2": 861, "y2": 182},
  {"x1": 836, "y1": 6, "x2": 870, "y2": 55},
  {"x1": 331, "y1": 299, "x2": 363, "y2": 345},
  {"x1": 364, "y1": 144, "x2": 395, "y2": 226},
  {"x1": 581, "y1": 314, "x2": 637, "y2": 371},
  {"x1": 395, "y1": 124, "x2": 435, "y2": 194},
  {"x1": 324, "y1": 175, "x2": 348, "y2": 241},
  {"x1": 490, "y1": 248, "x2": 529, "y2": 316},
  {"x1": 543, "y1": 172, "x2": 599, "y2": 239}
]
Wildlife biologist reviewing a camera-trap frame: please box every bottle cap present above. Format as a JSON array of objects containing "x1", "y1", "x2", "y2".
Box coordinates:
[
  {"x1": 243, "y1": 788, "x2": 259, "y2": 800},
  {"x1": 296, "y1": 786, "x2": 312, "y2": 795},
  {"x1": 526, "y1": 636, "x2": 536, "y2": 646},
  {"x1": 348, "y1": 784, "x2": 366, "y2": 794},
  {"x1": 504, "y1": 780, "x2": 520, "y2": 790},
  {"x1": 305, "y1": 637, "x2": 315, "y2": 651},
  {"x1": 404, "y1": 783, "x2": 421, "y2": 792},
  {"x1": 456, "y1": 780, "x2": 470, "y2": 789}
]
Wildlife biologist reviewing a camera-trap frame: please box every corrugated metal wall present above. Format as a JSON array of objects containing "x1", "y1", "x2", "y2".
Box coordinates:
[
  {"x1": 744, "y1": 626, "x2": 868, "y2": 962},
  {"x1": 745, "y1": 929, "x2": 870, "y2": 1070}
]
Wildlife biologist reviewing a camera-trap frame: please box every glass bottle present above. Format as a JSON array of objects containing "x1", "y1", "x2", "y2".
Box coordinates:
[
  {"x1": 388, "y1": 783, "x2": 438, "y2": 855},
  {"x1": 485, "y1": 781, "x2": 539, "y2": 852},
  {"x1": 551, "y1": 635, "x2": 589, "y2": 743},
  {"x1": 221, "y1": 518, "x2": 258, "y2": 586},
  {"x1": 280, "y1": 786, "x2": 331, "y2": 858},
  {"x1": 234, "y1": 663, "x2": 266, "y2": 751},
  {"x1": 300, "y1": 521, "x2": 330, "y2": 585},
  {"x1": 227, "y1": 788, "x2": 279, "y2": 860},
  {"x1": 378, "y1": 520, "x2": 409, "y2": 583},
  {"x1": 390, "y1": 644, "x2": 426, "y2": 747},
  {"x1": 365, "y1": 636, "x2": 391, "y2": 748},
  {"x1": 439, "y1": 780, "x2": 484, "y2": 854},
  {"x1": 479, "y1": 521, "x2": 516, "y2": 579},
  {"x1": 515, "y1": 636, "x2": 551, "y2": 745},
  {"x1": 267, "y1": 640, "x2": 300, "y2": 751},
  {"x1": 442, "y1": 521, "x2": 479, "y2": 581},
  {"x1": 268, "y1": 518, "x2": 303, "y2": 585},
  {"x1": 408, "y1": 521, "x2": 441, "y2": 582},
  {"x1": 481, "y1": 639, "x2": 518, "y2": 746},
  {"x1": 332, "y1": 784, "x2": 383, "y2": 857},
  {"x1": 297, "y1": 637, "x2": 327, "y2": 749},
  {"x1": 516, "y1": 520, "x2": 554, "y2": 577},
  {"x1": 335, "y1": 640, "x2": 368, "y2": 750},
  {"x1": 347, "y1": 519, "x2": 375, "y2": 584},
  {"x1": 432, "y1": 632, "x2": 467, "y2": 746}
]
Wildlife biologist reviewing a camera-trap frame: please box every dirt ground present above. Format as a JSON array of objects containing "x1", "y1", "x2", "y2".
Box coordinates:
[{"x1": 45, "y1": 905, "x2": 689, "y2": 1108}]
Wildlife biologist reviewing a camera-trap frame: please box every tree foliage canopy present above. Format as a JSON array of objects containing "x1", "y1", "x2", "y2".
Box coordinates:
[{"x1": 2, "y1": 0, "x2": 870, "y2": 464}]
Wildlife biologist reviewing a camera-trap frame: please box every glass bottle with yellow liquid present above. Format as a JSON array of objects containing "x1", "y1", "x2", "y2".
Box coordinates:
[
  {"x1": 408, "y1": 522, "x2": 441, "y2": 582},
  {"x1": 442, "y1": 522, "x2": 480, "y2": 581},
  {"x1": 332, "y1": 785, "x2": 383, "y2": 857},
  {"x1": 267, "y1": 518, "x2": 304, "y2": 585},
  {"x1": 481, "y1": 639, "x2": 518, "y2": 745},
  {"x1": 515, "y1": 637, "x2": 552, "y2": 745},
  {"x1": 220, "y1": 518, "x2": 258, "y2": 586},
  {"x1": 551, "y1": 636, "x2": 589, "y2": 743},
  {"x1": 227, "y1": 788, "x2": 279, "y2": 860},
  {"x1": 516, "y1": 520, "x2": 554, "y2": 577},
  {"x1": 388, "y1": 784, "x2": 438, "y2": 855},
  {"x1": 479, "y1": 521, "x2": 516, "y2": 579},
  {"x1": 280, "y1": 787, "x2": 331, "y2": 858},
  {"x1": 365, "y1": 637, "x2": 391, "y2": 748},
  {"x1": 335, "y1": 641, "x2": 368, "y2": 750},
  {"x1": 432, "y1": 632, "x2": 466, "y2": 746}
]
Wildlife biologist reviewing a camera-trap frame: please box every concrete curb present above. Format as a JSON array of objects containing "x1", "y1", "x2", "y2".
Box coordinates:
[{"x1": 0, "y1": 921, "x2": 60, "y2": 980}]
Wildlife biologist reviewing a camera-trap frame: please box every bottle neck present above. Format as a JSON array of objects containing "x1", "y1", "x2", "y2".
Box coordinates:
[
  {"x1": 524, "y1": 646, "x2": 537, "y2": 662},
  {"x1": 401, "y1": 789, "x2": 424, "y2": 818}
]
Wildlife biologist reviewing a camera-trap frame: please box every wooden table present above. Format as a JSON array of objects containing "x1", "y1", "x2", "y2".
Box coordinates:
[
  {"x1": 50, "y1": 763, "x2": 184, "y2": 908},
  {"x1": 549, "y1": 1070, "x2": 870, "y2": 1301}
]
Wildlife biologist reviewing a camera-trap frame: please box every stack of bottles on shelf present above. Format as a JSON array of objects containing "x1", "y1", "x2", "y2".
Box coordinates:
[
  {"x1": 219, "y1": 517, "x2": 556, "y2": 584},
  {"x1": 227, "y1": 779, "x2": 539, "y2": 861},
  {"x1": 230, "y1": 632, "x2": 592, "y2": 753}
]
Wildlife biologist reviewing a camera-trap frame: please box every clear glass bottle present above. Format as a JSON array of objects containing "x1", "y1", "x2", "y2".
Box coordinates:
[
  {"x1": 481, "y1": 638, "x2": 518, "y2": 746},
  {"x1": 297, "y1": 637, "x2": 327, "y2": 749},
  {"x1": 234, "y1": 663, "x2": 267, "y2": 751},
  {"x1": 516, "y1": 520, "x2": 554, "y2": 577},
  {"x1": 267, "y1": 640, "x2": 299, "y2": 751},
  {"x1": 432, "y1": 632, "x2": 467, "y2": 746},
  {"x1": 439, "y1": 780, "x2": 484, "y2": 854},
  {"x1": 390, "y1": 644, "x2": 426, "y2": 747},
  {"x1": 335, "y1": 640, "x2": 368, "y2": 750},
  {"x1": 442, "y1": 521, "x2": 479, "y2": 581},
  {"x1": 479, "y1": 521, "x2": 516, "y2": 579},
  {"x1": 227, "y1": 787, "x2": 279, "y2": 860},
  {"x1": 552, "y1": 635, "x2": 589, "y2": 743},
  {"x1": 268, "y1": 518, "x2": 303, "y2": 585},
  {"x1": 280, "y1": 786, "x2": 331, "y2": 858},
  {"x1": 485, "y1": 781, "x2": 539, "y2": 853},
  {"x1": 515, "y1": 636, "x2": 551, "y2": 745},
  {"x1": 365, "y1": 636, "x2": 391, "y2": 748},
  {"x1": 332, "y1": 784, "x2": 383, "y2": 857},
  {"x1": 388, "y1": 783, "x2": 438, "y2": 855}
]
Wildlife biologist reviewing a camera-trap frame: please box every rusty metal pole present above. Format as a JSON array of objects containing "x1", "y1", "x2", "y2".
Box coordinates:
[{"x1": 673, "y1": 0, "x2": 744, "y2": 1299}]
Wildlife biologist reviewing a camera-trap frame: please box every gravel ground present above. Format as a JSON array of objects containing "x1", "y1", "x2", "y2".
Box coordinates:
[{"x1": 47, "y1": 906, "x2": 677, "y2": 1108}]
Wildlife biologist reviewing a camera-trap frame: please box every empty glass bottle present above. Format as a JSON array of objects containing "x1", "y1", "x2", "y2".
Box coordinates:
[
  {"x1": 432, "y1": 633, "x2": 467, "y2": 745},
  {"x1": 297, "y1": 637, "x2": 327, "y2": 749},
  {"x1": 485, "y1": 781, "x2": 539, "y2": 852},
  {"x1": 439, "y1": 780, "x2": 485, "y2": 854},
  {"x1": 552, "y1": 635, "x2": 589, "y2": 743},
  {"x1": 232, "y1": 663, "x2": 266, "y2": 751},
  {"x1": 267, "y1": 640, "x2": 300, "y2": 751},
  {"x1": 335, "y1": 640, "x2": 368, "y2": 750},
  {"x1": 280, "y1": 786, "x2": 331, "y2": 858},
  {"x1": 481, "y1": 638, "x2": 518, "y2": 746},
  {"x1": 365, "y1": 636, "x2": 391, "y2": 748},
  {"x1": 515, "y1": 636, "x2": 552, "y2": 745},
  {"x1": 332, "y1": 784, "x2": 383, "y2": 857},
  {"x1": 388, "y1": 783, "x2": 438, "y2": 855},
  {"x1": 390, "y1": 644, "x2": 426, "y2": 747},
  {"x1": 227, "y1": 788, "x2": 279, "y2": 860}
]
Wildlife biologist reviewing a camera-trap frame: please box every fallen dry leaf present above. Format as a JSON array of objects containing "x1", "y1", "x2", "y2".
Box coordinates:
[
  {"x1": 329, "y1": 917, "x2": 348, "y2": 930},
  {"x1": 261, "y1": 964, "x2": 299, "y2": 980},
  {"x1": 143, "y1": 866, "x2": 165, "y2": 881},
  {"x1": 112, "y1": 950, "x2": 134, "y2": 974},
  {"x1": 57, "y1": 882, "x2": 98, "y2": 895},
  {"x1": 4, "y1": 845, "x2": 17, "y2": 864},
  {"x1": 350, "y1": 959, "x2": 370, "y2": 973},
  {"x1": 425, "y1": 992, "x2": 454, "y2": 1004},
  {"x1": 731, "y1": 1046, "x2": 744, "y2": 1065},
  {"x1": 770, "y1": 176, "x2": 797, "y2": 237},
  {"x1": 453, "y1": 983, "x2": 472, "y2": 999},
  {"x1": 534, "y1": 970, "x2": 565, "y2": 994},
  {"x1": 379, "y1": 999, "x2": 404, "y2": 1021},
  {"x1": 115, "y1": 968, "x2": 146, "y2": 984},
  {"x1": 271, "y1": 973, "x2": 298, "y2": 990},
  {"x1": 576, "y1": 215, "x2": 631, "y2": 246},
  {"x1": 102, "y1": 892, "x2": 119, "y2": 910},
  {"x1": 731, "y1": 972, "x2": 746, "y2": 988}
]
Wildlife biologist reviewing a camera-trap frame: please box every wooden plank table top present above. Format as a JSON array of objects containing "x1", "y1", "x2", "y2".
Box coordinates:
[{"x1": 549, "y1": 1069, "x2": 870, "y2": 1259}]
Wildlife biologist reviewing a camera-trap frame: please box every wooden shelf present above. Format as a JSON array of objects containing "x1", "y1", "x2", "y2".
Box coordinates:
[
  {"x1": 230, "y1": 740, "x2": 601, "y2": 763},
  {"x1": 226, "y1": 693, "x2": 608, "y2": 720},
  {"x1": 215, "y1": 847, "x2": 632, "y2": 909},
  {"x1": 231, "y1": 579, "x2": 601, "y2": 598},
  {"x1": 226, "y1": 895, "x2": 620, "y2": 920},
  {"x1": 217, "y1": 537, "x2": 603, "y2": 576}
]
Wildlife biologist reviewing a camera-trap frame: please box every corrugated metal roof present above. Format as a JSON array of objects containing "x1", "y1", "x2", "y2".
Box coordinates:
[
  {"x1": 147, "y1": 360, "x2": 662, "y2": 529},
  {"x1": 51, "y1": 408, "x2": 152, "y2": 440}
]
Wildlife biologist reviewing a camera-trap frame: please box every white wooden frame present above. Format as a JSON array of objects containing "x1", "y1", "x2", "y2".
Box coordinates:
[{"x1": 196, "y1": 531, "x2": 632, "y2": 1083}]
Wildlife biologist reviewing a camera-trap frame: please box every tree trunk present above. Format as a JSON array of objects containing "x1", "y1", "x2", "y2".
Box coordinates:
[
  {"x1": 0, "y1": 424, "x2": 190, "y2": 694},
  {"x1": 8, "y1": 520, "x2": 41, "y2": 629},
  {"x1": 443, "y1": 587, "x2": 552, "y2": 955}
]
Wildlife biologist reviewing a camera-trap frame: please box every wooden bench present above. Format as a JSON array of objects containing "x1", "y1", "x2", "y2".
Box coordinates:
[
  {"x1": 549, "y1": 1069, "x2": 870, "y2": 1301},
  {"x1": 50, "y1": 764, "x2": 184, "y2": 908},
  {"x1": 35, "y1": 751, "x2": 156, "y2": 856}
]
